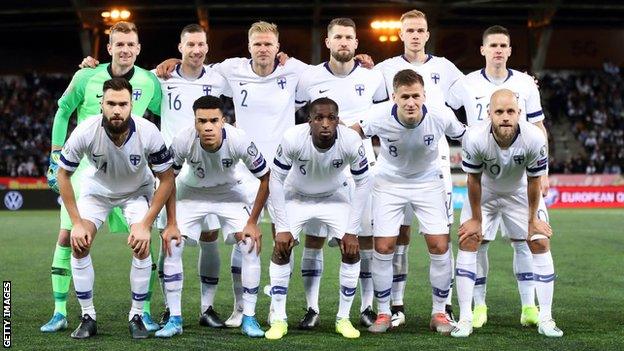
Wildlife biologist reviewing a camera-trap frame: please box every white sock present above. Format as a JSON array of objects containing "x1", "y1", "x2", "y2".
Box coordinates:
[
  {"x1": 163, "y1": 239, "x2": 184, "y2": 317},
  {"x1": 372, "y1": 251, "x2": 393, "y2": 315},
  {"x1": 239, "y1": 238, "x2": 261, "y2": 317},
  {"x1": 474, "y1": 242, "x2": 489, "y2": 306},
  {"x1": 359, "y1": 249, "x2": 374, "y2": 312},
  {"x1": 301, "y1": 247, "x2": 323, "y2": 313},
  {"x1": 337, "y1": 261, "x2": 360, "y2": 319},
  {"x1": 157, "y1": 237, "x2": 168, "y2": 307},
  {"x1": 391, "y1": 244, "x2": 408, "y2": 306},
  {"x1": 455, "y1": 250, "x2": 477, "y2": 321},
  {"x1": 199, "y1": 240, "x2": 220, "y2": 312},
  {"x1": 230, "y1": 244, "x2": 243, "y2": 311},
  {"x1": 429, "y1": 249, "x2": 452, "y2": 314},
  {"x1": 129, "y1": 255, "x2": 152, "y2": 320},
  {"x1": 511, "y1": 241, "x2": 536, "y2": 307},
  {"x1": 71, "y1": 254, "x2": 96, "y2": 319},
  {"x1": 446, "y1": 241, "x2": 455, "y2": 307},
  {"x1": 533, "y1": 251, "x2": 556, "y2": 322},
  {"x1": 269, "y1": 261, "x2": 291, "y2": 321}
]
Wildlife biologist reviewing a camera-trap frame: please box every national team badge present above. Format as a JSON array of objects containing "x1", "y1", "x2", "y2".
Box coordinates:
[
  {"x1": 358, "y1": 145, "x2": 365, "y2": 157},
  {"x1": 129, "y1": 154, "x2": 141, "y2": 165},
  {"x1": 424, "y1": 134, "x2": 434, "y2": 145},
  {"x1": 355, "y1": 84, "x2": 365, "y2": 96},
  {"x1": 513, "y1": 155, "x2": 525, "y2": 165},
  {"x1": 332, "y1": 159, "x2": 344, "y2": 168},
  {"x1": 247, "y1": 142, "x2": 258, "y2": 156},
  {"x1": 431, "y1": 72, "x2": 440, "y2": 84},
  {"x1": 132, "y1": 89, "x2": 142, "y2": 101},
  {"x1": 203, "y1": 85, "x2": 212, "y2": 95},
  {"x1": 222, "y1": 158, "x2": 233, "y2": 168},
  {"x1": 277, "y1": 77, "x2": 287, "y2": 89}
]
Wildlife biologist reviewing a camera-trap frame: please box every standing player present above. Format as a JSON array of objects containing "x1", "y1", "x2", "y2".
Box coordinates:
[
  {"x1": 265, "y1": 97, "x2": 371, "y2": 340},
  {"x1": 447, "y1": 25, "x2": 549, "y2": 328},
  {"x1": 295, "y1": 17, "x2": 387, "y2": 328},
  {"x1": 351, "y1": 70, "x2": 465, "y2": 334},
  {"x1": 157, "y1": 96, "x2": 269, "y2": 338},
  {"x1": 451, "y1": 89, "x2": 562, "y2": 338},
  {"x1": 374, "y1": 9, "x2": 464, "y2": 325},
  {"x1": 56, "y1": 78, "x2": 174, "y2": 339},
  {"x1": 153, "y1": 24, "x2": 230, "y2": 329},
  {"x1": 42, "y1": 21, "x2": 162, "y2": 333}
]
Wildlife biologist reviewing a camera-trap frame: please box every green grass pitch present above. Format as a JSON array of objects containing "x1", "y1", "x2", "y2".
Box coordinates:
[{"x1": 1, "y1": 209, "x2": 623, "y2": 350}]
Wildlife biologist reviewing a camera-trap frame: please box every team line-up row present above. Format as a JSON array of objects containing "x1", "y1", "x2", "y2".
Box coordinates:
[{"x1": 41, "y1": 10, "x2": 561, "y2": 340}]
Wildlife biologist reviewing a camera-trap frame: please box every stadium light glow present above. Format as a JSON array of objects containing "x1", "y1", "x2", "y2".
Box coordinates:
[
  {"x1": 379, "y1": 35, "x2": 388, "y2": 42},
  {"x1": 389, "y1": 35, "x2": 399, "y2": 42},
  {"x1": 371, "y1": 20, "x2": 401, "y2": 30},
  {"x1": 101, "y1": 8, "x2": 131, "y2": 22}
]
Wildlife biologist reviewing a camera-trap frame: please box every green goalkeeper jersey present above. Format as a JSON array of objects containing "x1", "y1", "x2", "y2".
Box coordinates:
[{"x1": 51, "y1": 63, "x2": 161, "y2": 147}]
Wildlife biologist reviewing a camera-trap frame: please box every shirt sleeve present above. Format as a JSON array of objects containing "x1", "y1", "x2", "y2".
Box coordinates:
[
  {"x1": 442, "y1": 107, "x2": 466, "y2": 140},
  {"x1": 146, "y1": 125, "x2": 173, "y2": 173},
  {"x1": 147, "y1": 72, "x2": 162, "y2": 116},
  {"x1": 525, "y1": 79, "x2": 545, "y2": 123},
  {"x1": 461, "y1": 131, "x2": 484, "y2": 173},
  {"x1": 271, "y1": 134, "x2": 294, "y2": 177},
  {"x1": 51, "y1": 69, "x2": 90, "y2": 147},
  {"x1": 238, "y1": 132, "x2": 269, "y2": 178},
  {"x1": 58, "y1": 125, "x2": 87, "y2": 172},
  {"x1": 526, "y1": 132, "x2": 549, "y2": 177},
  {"x1": 442, "y1": 59, "x2": 464, "y2": 103},
  {"x1": 169, "y1": 133, "x2": 186, "y2": 175},
  {"x1": 372, "y1": 73, "x2": 389, "y2": 103},
  {"x1": 349, "y1": 140, "x2": 370, "y2": 180},
  {"x1": 446, "y1": 78, "x2": 465, "y2": 110},
  {"x1": 295, "y1": 70, "x2": 311, "y2": 105}
]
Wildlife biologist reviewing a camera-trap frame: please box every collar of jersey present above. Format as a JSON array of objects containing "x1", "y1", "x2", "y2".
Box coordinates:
[
  {"x1": 480, "y1": 68, "x2": 513, "y2": 84},
  {"x1": 323, "y1": 60, "x2": 359, "y2": 76},
  {"x1": 248, "y1": 58, "x2": 279, "y2": 75},
  {"x1": 489, "y1": 122, "x2": 521, "y2": 146},
  {"x1": 401, "y1": 53, "x2": 432, "y2": 64},
  {"x1": 175, "y1": 63, "x2": 206, "y2": 80},
  {"x1": 107, "y1": 63, "x2": 135, "y2": 81},
  {"x1": 391, "y1": 104, "x2": 427, "y2": 129},
  {"x1": 101, "y1": 116, "x2": 136, "y2": 146}
]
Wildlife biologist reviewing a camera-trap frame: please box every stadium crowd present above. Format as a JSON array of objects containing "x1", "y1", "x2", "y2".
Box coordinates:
[{"x1": 2, "y1": 67, "x2": 623, "y2": 176}]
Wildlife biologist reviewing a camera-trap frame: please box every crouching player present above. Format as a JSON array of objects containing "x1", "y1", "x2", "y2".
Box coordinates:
[
  {"x1": 351, "y1": 69, "x2": 465, "y2": 335},
  {"x1": 57, "y1": 78, "x2": 174, "y2": 339},
  {"x1": 452, "y1": 89, "x2": 562, "y2": 338},
  {"x1": 157, "y1": 96, "x2": 270, "y2": 338},
  {"x1": 265, "y1": 97, "x2": 371, "y2": 340}
]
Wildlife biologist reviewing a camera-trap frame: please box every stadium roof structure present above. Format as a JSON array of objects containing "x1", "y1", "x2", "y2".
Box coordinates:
[{"x1": 1, "y1": 0, "x2": 624, "y2": 31}]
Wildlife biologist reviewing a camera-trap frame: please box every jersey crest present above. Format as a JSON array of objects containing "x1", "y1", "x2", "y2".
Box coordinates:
[
  {"x1": 424, "y1": 134, "x2": 435, "y2": 146},
  {"x1": 129, "y1": 154, "x2": 141, "y2": 166}
]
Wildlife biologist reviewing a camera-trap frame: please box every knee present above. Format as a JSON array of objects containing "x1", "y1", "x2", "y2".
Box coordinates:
[
  {"x1": 199, "y1": 230, "x2": 219, "y2": 242},
  {"x1": 427, "y1": 239, "x2": 448, "y2": 255},
  {"x1": 374, "y1": 240, "x2": 395, "y2": 255},
  {"x1": 358, "y1": 236, "x2": 373, "y2": 250},
  {"x1": 271, "y1": 247, "x2": 292, "y2": 265},
  {"x1": 528, "y1": 238, "x2": 550, "y2": 253},
  {"x1": 58, "y1": 229, "x2": 71, "y2": 246},
  {"x1": 459, "y1": 235, "x2": 481, "y2": 252},
  {"x1": 341, "y1": 251, "x2": 360, "y2": 264}
]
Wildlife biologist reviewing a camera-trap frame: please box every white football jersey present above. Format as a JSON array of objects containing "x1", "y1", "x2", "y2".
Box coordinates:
[
  {"x1": 295, "y1": 61, "x2": 388, "y2": 126},
  {"x1": 360, "y1": 102, "x2": 465, "y2": 184},
  {"x1": 448, "y1": 68, "x2": 544, "y2": 126},
  {"x1": 375, "y1": 54, "x2": 463, "y2": 107},
  {"x1": 155, "y1": 64, "x2": 230, "y2": 146},
  {"x1": 461, "y1": 120, "x2": 548, "y2": 193},
  {"x1": 214, "y1": 57, "x2": 309, "y2": 162},
  {"x1": 59, "y1": 115, "x2": 172, "y2": 198},
  {"x1": 170, "y1": 124, "x2": 268, "y2": 191},
  {"x1": 272, "y1": 124, "x2": 369, "y2": 196}
]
